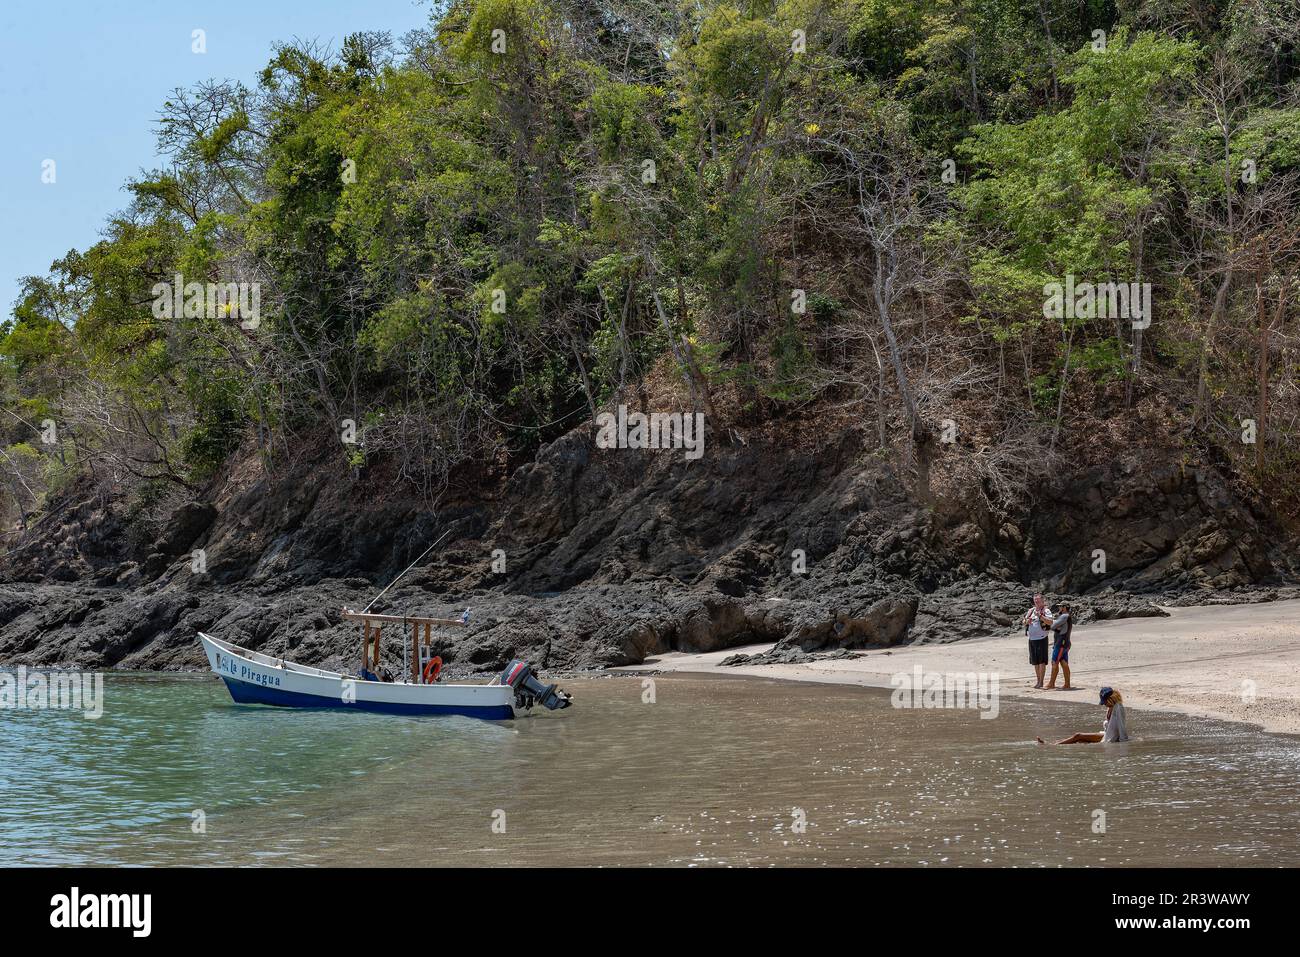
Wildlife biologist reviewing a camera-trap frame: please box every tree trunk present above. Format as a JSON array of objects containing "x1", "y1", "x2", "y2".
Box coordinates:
[
  {"x1": 1195, "y1": 268, "x2": 1233, "y2": 427},
  {"x1": 1257, "y1": 276, "x2": 1290, "y2": 472},
  {"x1": 873, "y1": 245, "x2": 918, "y2": 436},
  {"x1": 872, "y1": 244, "x2": 929, "y2": 502}
]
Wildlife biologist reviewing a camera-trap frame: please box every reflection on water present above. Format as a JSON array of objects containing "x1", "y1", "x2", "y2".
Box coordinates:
[{"x1": 2, "y1": 671, "x2": 1298, "y2": 866}]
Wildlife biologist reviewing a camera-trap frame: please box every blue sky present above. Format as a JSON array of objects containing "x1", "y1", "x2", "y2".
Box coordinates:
[{"x1": 0, "y1": 0, "x2": 433, "y2": 321}]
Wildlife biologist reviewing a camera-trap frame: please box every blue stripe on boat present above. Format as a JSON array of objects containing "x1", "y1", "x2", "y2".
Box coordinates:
[{"x1": 221, "y1": 677, "x2": 515, "y2": 720}]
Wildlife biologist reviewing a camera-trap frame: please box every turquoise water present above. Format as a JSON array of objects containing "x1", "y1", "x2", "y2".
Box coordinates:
[
  {"x1": 0, "y1": 673, "x2": 491, "y2": 865},
  {"x1": 2, "y1": 671, "x2": 1299, "y2": 866}
]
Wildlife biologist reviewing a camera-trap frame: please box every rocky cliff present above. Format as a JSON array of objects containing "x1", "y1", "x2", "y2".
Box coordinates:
[{"x1": 1, "y1": 412, "x2": 1296, "y2": 674}]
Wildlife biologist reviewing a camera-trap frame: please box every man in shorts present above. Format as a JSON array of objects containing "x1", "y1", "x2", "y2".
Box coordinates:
[{"x1": 1022, "y1": 593, "x2": 1053, "y2": 689}]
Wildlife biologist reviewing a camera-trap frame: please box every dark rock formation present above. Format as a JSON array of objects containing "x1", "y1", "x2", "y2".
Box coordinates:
[{"x1": 1, "y1": 421, "x2": 1296, "y2": 674}]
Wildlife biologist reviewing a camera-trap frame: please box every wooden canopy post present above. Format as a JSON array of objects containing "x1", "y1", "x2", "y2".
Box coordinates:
[
  {"x1": 411, "y1": 621, "x2": 419, "y2": 683},
  {"x1": 342, "y1": 608, "x2": 466, "y2": 683}
]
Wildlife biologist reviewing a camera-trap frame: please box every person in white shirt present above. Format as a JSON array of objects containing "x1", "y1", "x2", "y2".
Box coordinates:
[
  {"x1": 1037, "y1": 688, "x2": 1130, "y2": 744},
  {"x1": 1022, "y1": 593, "x2": 1054, "y2": 688}
]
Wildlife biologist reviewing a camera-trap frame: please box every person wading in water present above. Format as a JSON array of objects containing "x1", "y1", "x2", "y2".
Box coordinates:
[{"x1": 1037, "y1": 688, "x2": 1131, "y2": 744}]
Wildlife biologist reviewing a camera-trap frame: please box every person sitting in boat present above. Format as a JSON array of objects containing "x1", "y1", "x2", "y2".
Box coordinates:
[{"x1": 1037, "y1": 687, "x2": 1130, "y2": 744}]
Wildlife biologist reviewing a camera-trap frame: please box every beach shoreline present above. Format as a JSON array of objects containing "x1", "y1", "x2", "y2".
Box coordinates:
[{"x1": 613, "y1": 598, "x2": 1300, "y2": 736}]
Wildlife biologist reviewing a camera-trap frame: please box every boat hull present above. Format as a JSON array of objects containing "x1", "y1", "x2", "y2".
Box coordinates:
[{"x1": 199, "y1": 632, "x2": 517, "y2": 720}]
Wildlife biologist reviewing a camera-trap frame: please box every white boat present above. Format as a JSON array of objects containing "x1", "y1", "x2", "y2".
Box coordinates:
[{"x1": 199, "y1": 610, "x2": 571, "y2": 720}]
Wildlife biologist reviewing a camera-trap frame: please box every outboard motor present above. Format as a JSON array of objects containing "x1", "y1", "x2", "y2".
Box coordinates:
[{"x1": 500, "y1": 660, "x2": 572, "y2": 711}]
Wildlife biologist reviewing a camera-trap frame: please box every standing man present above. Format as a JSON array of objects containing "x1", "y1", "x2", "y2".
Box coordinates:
[{"x1": 1022, "y1": 593, "x2": 1054, "y2": 689}]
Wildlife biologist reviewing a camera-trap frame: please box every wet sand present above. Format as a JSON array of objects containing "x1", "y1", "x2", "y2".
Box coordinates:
[{"x1": 618, "y1": 599, "x2": 1300, "y2": 735}]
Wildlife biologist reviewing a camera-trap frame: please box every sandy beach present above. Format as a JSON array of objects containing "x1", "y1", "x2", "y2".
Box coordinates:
[{"x1": 617, "y1": 598, "x2": 1300, "y2": 735}]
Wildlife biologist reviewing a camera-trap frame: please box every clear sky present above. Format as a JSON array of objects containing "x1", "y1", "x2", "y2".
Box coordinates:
[{"x1": 0, "y1": 0, "x2": 433, "y2": 322}]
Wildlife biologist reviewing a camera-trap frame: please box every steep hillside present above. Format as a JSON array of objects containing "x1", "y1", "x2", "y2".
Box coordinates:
[{"x1": 2, "y1": 395, "x2": 1295, "y2": 673}]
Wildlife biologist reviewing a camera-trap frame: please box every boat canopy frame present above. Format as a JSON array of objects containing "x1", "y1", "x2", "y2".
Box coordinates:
[{"x1": 341, "y1": 608, "x2": 466, "y2": 683}]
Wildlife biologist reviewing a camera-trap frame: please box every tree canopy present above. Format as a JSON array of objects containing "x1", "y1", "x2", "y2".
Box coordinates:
[{"x1": 4, "y1": 0, "x2": 1298, "y2": 529}]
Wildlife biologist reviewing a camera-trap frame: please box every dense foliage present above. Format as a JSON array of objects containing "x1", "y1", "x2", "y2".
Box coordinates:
[{"x1": 3, "y1": 0, "x2": 1299, "y2": 528}]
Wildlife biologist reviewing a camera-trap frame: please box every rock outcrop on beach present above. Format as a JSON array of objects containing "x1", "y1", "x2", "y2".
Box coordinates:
[{"x1": 1, "y1": 407, "x2": 1297, "y2": 675}]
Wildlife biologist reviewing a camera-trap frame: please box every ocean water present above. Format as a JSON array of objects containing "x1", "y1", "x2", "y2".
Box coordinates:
[{"x1": 1, "y1": 671, "x2": 1298, "y2": 866}]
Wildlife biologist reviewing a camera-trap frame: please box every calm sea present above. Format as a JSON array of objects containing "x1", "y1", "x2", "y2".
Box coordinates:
[{"x1": 2, "y1": 671, "x2": 1297, "y2": 866}]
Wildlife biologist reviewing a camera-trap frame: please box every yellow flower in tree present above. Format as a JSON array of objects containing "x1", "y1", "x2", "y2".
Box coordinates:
[{"x1": 804, "y1": 123, "x2": 820, "y2": 136}]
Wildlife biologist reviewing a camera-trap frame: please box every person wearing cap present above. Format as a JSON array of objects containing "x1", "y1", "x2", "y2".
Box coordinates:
[
  {"x1": 1044, "y1": 602, "x2": 1072, "y2": 690},
  {"x1": 1036, "y1": 687, "x2": 1129, "y2": 744}
]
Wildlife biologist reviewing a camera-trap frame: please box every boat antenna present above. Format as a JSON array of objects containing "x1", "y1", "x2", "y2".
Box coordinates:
[{"x1": 361, "y1": 528, "x2": 453, "y2": 613}]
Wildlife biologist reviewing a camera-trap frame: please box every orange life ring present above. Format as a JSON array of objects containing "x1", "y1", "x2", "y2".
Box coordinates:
[{"x1": 422, "y1": 656, "x2": 443, "y2": 684}]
